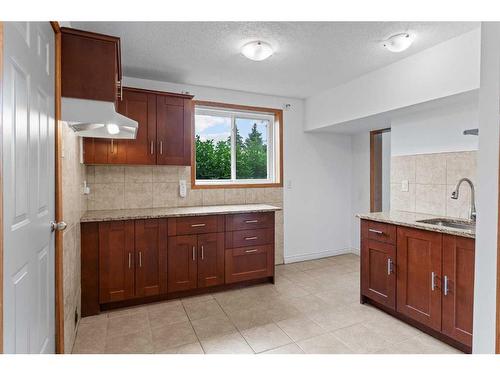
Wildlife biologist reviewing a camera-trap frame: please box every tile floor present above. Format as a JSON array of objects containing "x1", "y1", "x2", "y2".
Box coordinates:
[{"x1": 72, "y1": 253, "x2": 461, "y2": 354}]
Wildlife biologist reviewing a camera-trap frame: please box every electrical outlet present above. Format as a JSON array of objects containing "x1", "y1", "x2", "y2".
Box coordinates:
[
  {"x1": 286, "y1": 179, "x2": 292, "y2": 189},
  {"x1": 401, "y1": 180, "x2": 409, "y2": 192},
  {"x1": 179, "y1": 180, "x2": 187, "y2": 198}
]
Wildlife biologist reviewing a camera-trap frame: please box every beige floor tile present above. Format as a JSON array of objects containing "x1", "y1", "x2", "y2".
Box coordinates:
[
  {"x1": 146, "y1": 299, "x2": 182, "y2": 311},
  {"x1": 315, "y1": 289, "x2": 359, "y2": 308},
  {"x1": 191, "y1": 315, "x2": 237, "y2": 340},
  {"x1": 201, "y1": 332, "x2": 254, "y2": 354},
  {"x1": 296, "y1": 333, "x2": 353, "y2": 354},
  {"x1": 152, "y1": 321, "x2": 198, "y2": 353},
  {"x1": 276, "y1": 316, "x2": 325, "y2": 341},
  {"x1": 225, "y1": 306, "x2": 276, "y2": 331},
  {"x1": 362, "y1": 314, "x2": 421, "y2": 344},
  {"x1": 184, "y1": 299, "x2": 225, "y2": 321},
  {"x1": 331, "y1": 323, "x2": 391, "y2": 353},
  {"x1": 181, "y1": 294, "x2": 214, "y2": 306},
  {"x1": 148, "y1": 303, "x2": 189, "y2": 330},
  {"x1": 241, "y1": 322, "x2": 293, "y2": 353},
  {"x1": 309, "y1": 306, "x2": 367, "y2": 331},
  {"x1": 105, "y1": 331, "x2": 153, "y2": 354},
  {"x1": 72, "y1": 320, "x2": 107, "y2": 353},
  {"x1": 159, "y1": 341, "x2": 205, "y2": 354},
  {"x1": 376, "y1": 334, "x2": 461, "y2": 354},
  {"x1": 107, "y1": 311, "x2": 150, "y2": 338},
  {"x1": 262, "y1": 343, "x2": 305, "y2": 354},
  {"x1": 282, "y1": 294, "x2": 333, "y2": 314},
  {"x1": 107, "y1": 305, "x2": 148, "y2": 319}
]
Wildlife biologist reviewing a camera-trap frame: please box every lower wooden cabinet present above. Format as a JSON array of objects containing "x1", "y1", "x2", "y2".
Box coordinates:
[
  {"x1": 361, "y1": 239, "x2": 396, "y2": 309},
  {"x1": 98, "y1": 221, "x2": 135, "y2": 303},
  {"x1": 360, "y1": 219, "x2": 475, "y2": 351},
  {"x1": 225, "y1": 245, "x2": 274, "y2": 283},
  {"x1": 441, "y1": 235, "x2": 475, "y2": 347},
  {"x1": 167, "y1": 235, "x2": 198, "y2": 292},
  {"x1": 396, "y1": 227, "x2": 443, "y2": 331},
  {"x1": 197, "y1": 233, "x2": 225, "y2": 288}
]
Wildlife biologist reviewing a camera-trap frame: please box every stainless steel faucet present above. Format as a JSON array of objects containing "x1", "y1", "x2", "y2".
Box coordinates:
[{"x1": 451, "y1": 178, "x2": 476, "y2": 222}]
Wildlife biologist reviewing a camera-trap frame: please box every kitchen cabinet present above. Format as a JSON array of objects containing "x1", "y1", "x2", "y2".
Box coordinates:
[
  {"x1": 396, "y1": 226, "x2": 443, "y2": 331},
  {"x1": 83, "y1": 88, "x2": 193, "y2": 165},
  {"x1": 360, "y1": 237, "x2": 396, "y2": 310},
  {"x1": 197, "y1": 233, "x2": 225, "y2": 288},
  {"x1": 135, "y1": 219, "x2": 167, "y2": 297},
  {"x1": 225, "y1": 245, "x2": 274, "y2": 283},
  {"x1": 167, "y1": 235, "x2": 198, "y2": 293},
  {"x1": 359, "y1": 219, "x2": 475, "y2": 352},
  {"x1": 98, "y1": 221, "x2": 135, "y2": 303},
  {"x1": 442, "y1": 235, "x2": 475, "y2": 347},
  {"x1": 61, "y1": 27, "x2": 121, "y2": 102}
]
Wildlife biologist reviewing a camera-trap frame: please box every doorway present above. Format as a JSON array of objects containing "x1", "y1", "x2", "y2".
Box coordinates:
[{"x1": 370, "y1": 128, "x2": 391, "y2": 212}]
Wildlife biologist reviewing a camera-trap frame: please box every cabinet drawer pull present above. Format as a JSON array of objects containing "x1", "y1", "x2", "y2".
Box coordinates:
[
  {"x1": 201, "y1": 245, "x2": 204, "y2": 260},
  {"x1": 192, "y1": 246, "x2": 196, "y2": 261},
  {"x1": 431, "y1": 271, "x2": 436, "y2": 291},
  {"x1": 443, "y1": 275, "x2": 449, "y2": 296},
  {"x1": 245, "y1": 236, "x2": 258, "y2": 241},
  {"x1": 139, "y1": 251, "x2": 142, "y2": 268},
  {"x1": 159, "y1": 141, "x2": 163, "y2": 155},
  {"x1": 387, "y1": 258, "x2": 393, "y2": 275},
  {"x1": 368, "y1": 229, "x2": 384, "y2": 235},
  {"x1": 150, "y1": 140, "x2": 154, "y2": 155},
  {"x1": 191, "y1": 223, "x2": 206, "y2": 227},
  {"x1": 245, "y1": 249, "x2": 258, "y2": 253},
  {"x1": 110, "y1": 139, "x2": 115, "y2": 154},
  {"x1": 128, "y1": 252, "x2": 132, "y2": 269},
  {"x1": 245, "y1": 220, "x2": 259, "y2": 224}
]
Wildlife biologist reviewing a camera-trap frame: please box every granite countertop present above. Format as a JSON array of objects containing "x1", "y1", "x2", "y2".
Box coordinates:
[
  {"x1": 81, "y1": 204, "x2": 282, "y2": 223},
  {"x1": 356, "y1": 211, "x2": 475, "y2": 239}
]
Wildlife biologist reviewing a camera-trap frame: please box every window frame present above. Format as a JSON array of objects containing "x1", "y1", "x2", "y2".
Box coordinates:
[{"x1": 192, "y1": 101, "x2": 283, "y2": 189}]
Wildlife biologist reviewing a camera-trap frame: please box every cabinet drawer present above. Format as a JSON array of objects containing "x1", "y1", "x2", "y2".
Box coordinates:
[
  {"x1": 225, "y1": 245, "x2": 274, "y2": 283},
  {"x1": 168, "y1": 215, "x2": 223, "y2": 236},
  {"x1": 225, "y1": 212, "x2": 274, "y2": 231},
  {"x1": 225, "y1": 228, "x2": 274, "y2": 248},
  {"x1": 361, "y1": 220, "x2": 396, "y2": 244}
]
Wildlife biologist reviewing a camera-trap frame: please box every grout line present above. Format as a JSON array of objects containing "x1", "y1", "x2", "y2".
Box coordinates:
[{"x1": 179, "y1": 300, "x2": 206, "y2": 354}]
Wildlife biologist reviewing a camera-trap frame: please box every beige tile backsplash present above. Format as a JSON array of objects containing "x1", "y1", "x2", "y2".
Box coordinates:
[
  {"x1": 390, "y1": 151, "x2": 476, "y2": 219},
  {"x1": 86, "y1": 165, "x2": 284, "y2": 264}
]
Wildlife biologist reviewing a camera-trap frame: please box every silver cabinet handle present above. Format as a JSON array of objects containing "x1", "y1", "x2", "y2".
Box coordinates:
[
  {"x1": 201, "y1": 245, "x2": 204, "y2": 260},
  {"x1": 128, "y1": 252, "x2": 132, "y2": 269},
  {"x1": 368, "y1": 229, "x2": 384, "y2": 235},
  {"x1": 159, "y1": 141, "x2": 163, "y2": 155},
  {"x1": 139, "y1": 251, "x2": 142, "y2": 268},
  {"x1": 150, "y1": 140, "x2": 154, "y2": 155},
  {"x1": 110, "y1": 139, "x2": 115, "y2": 154},
  {"x1": 431, "y1": 271, "x2": 436, "y2": 291},
  {"x1": 245, "y1": 236, "x2": 258, "y2": 241},
  {"x1": 192, "y1": 246, "x2": 196, "y2": 261},
  {"x1": 443, "y1": 275, "x2": 449, "y2": 296},
  {"x1": 191, "y1": 223, "x2": 206, "y2": 227},
  {"x1": 245, "y1": 249, "x2": 258, "y2": 253},
  {"x1": 387, "y1": 258, "x2": 393, "y2": 275},
  {"x1": 245, "y1": 220, "x2": 259, "y2": 224}
]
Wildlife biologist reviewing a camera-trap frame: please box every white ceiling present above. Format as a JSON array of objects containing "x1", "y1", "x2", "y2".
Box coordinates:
[{"x1": 72, "y1": 22, "x2": 479, "y2": 99}]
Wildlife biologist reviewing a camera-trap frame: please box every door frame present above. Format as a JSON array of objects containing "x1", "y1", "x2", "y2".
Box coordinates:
[
  {"x1": 0, "y1": 20, "x2": 4, "y2": 354},
  {"x1": 370, "y1": 128, "x2": 390, "y2": 212},
  {"x1": 50, "y1": 21, "x2": 64, "y2": 354}
]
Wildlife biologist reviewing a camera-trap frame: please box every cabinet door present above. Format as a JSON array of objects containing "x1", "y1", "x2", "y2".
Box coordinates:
[
  {"x1": 396, "y1": 227, "x2": 442, "y2": 331},
  {"x1": 361, "y1": 239, "x2": 396, "y2": 309},
  {"x1": 83, "y1": 138, "x2": 126, "y2": 164},
  {"x1": 98, "y1": 221, "x2": 135, "y2": 303},
  {"x1": 225, "y1": 245, "x2": 274, "y2": 284},
  {"x1": 135, "y1": 219, "x2": 167, "y2": 297},
  {"x1": 167, "y1": 235, "x2": 198, "y2": 292},
  {"x1": 156, "y1": 95, "x2": 192, "y2": 165},
  {"x1": 117, "y1": 89, "x2": 157, "y2": 164},
  {"x1": 442, "y1": 235, "x2": 475, "y2": 347},
  {"x1": 197, "y1": 233, "x2": 224, "y2": 288}
]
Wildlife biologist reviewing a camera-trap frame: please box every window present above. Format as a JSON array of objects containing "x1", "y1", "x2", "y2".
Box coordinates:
[{"x1": 193, "y1": 102, "x2": 282, "y2": 188}]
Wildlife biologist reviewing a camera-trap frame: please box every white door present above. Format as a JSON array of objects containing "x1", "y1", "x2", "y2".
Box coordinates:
[{"x1": 2, "y1": 22, "x2": 55, "y2": 353}]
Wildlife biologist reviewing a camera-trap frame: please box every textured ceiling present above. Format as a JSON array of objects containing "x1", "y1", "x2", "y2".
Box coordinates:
[{"x1": 72, "y1": 22, "x2": 479, "y2": 98}]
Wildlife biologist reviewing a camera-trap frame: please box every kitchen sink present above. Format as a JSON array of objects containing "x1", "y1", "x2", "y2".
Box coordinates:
[{"x1": 416, "y1": 218, "x2": 475, "y2": 231}]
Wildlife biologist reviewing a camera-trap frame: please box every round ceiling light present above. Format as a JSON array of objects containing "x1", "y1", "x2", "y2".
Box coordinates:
[
  {"x1": 241, "y1": 41, "x2": 273, "y2": 61},
  {"x1": 382, "y1": 33, "x2": 415, "y2": 53}
]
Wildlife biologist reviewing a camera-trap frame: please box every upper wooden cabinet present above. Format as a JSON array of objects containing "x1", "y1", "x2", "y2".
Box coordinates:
[
  {"x1": 83, "y1": 88, "x2": 194, "y2": 166},
  {"x1": 61, "y1": 27, "x2": 121, "y2": 102}
]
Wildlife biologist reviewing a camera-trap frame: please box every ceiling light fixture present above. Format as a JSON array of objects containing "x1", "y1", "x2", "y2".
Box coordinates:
[
  {"x1": 241, "y1": 41, "x2": 273, "y2": 61},
  {"x1": 382, "y1": 33, "x2": 415, "y2": 53}
]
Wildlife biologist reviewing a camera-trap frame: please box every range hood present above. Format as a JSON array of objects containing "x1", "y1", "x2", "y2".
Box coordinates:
[{"x1": 62, "y1": 97, "x2": 138, "y2": 139}]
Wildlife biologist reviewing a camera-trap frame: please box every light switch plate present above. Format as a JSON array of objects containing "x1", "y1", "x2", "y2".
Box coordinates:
[
  {"x1": 179, "y1": 180, "x2": 187, "y2": 198},
  {"x1": 401, "y1": 180, "x2": 409, "y2": 192}
]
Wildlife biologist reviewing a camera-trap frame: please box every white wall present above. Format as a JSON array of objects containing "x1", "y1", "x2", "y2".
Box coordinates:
[
  {"x1": 473, "y1": 22, "x2": 500, "y2": 354},
  {"x1": 124, "y1": 77, "x2": 354, "y2": 263},
  {"x1": 305, "y1": 28, "x2": 481, "y2": 132},
  {"x1": 391, "y1": 101, "x2": 479, "y2": 156},
  {"x1": 350, "y1": 132, "x2": 371, "y2": 253}
]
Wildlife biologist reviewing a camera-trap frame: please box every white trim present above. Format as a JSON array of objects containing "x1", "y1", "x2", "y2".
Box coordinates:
[{"x1": 283, "y1": 248, "x2": 358, "y2": 264}]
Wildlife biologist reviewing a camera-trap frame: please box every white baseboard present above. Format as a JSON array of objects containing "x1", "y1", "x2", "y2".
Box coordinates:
[{"x1": 284, "y1": 248, "x2": 356, "y2": 264}]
